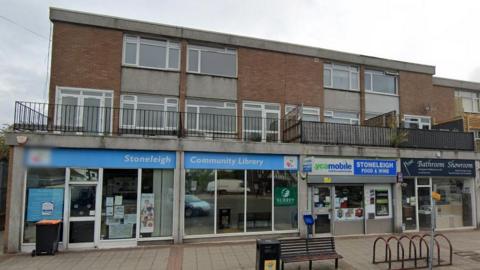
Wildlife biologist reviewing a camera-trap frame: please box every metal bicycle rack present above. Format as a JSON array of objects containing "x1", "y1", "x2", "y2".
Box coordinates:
[{"x1": 372, "y1": 233, "x2": 452, "y2": 269}]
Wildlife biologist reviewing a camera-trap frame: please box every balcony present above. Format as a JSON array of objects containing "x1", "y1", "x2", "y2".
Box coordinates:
[{"x1": 14, "y1": 101, "x2": 475, "y2": 151}]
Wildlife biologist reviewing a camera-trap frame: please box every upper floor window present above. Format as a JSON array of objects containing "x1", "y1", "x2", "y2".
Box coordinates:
[
  {"x1": 186, "y1": 99, "x2": 237, "y2": 133},
  {"x1": 123, "y1": 35, "x2": 180, "y2": 70},
  {"x1": 187, "y1": 45, "x2": 237, "y2": 78},
  {"x1": 365, "y1": 70, "x2": 398, "y2": 95},
  {"x1": 403, "y1": 115, "x2": 431, "y2": 129},
  {"x1": 285, "y1": 105, "x2": 321, "y2": 122},
  {"x1": 324, "y1": 110, "x2": 360, "y2": 125},
  {"x1": 120, "y1": 94, "x2": 178, "y2": 129},
  {"x1": 455, "y1": 90, "x2": 480, "y2": 113},
  {"x1": 243, "y1": 102, "x2": 280, "y2": 142},
  {"x1": 324, "y1": 63, "x2": 359, "y2": 91}
]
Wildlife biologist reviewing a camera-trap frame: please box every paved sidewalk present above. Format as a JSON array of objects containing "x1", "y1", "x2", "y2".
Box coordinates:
[{"x1": 2, "y1": 231, "x2": 480, "y2": 269}]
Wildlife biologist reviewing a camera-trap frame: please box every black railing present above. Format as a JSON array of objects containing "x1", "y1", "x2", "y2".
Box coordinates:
[
  {"x1": 298, "y1": 120, "x2": 475, "y2": 151},
  {"x1": 13, "y1": 101, "x2": 475, "y2": 151}
]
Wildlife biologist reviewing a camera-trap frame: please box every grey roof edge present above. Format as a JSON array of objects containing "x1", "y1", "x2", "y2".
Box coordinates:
[
  {"x1": 49, "y1": 7, "x2": 436, "y2": 75},
  {"x1": 433, "y1": 77, "x2": 480, "y2": 91}
]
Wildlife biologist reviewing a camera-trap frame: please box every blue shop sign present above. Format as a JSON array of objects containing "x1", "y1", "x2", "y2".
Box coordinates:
[
  {"x1": 26, "y1": 148, "x2": 176, "y2": 169},
  {"x1": 185, "y1": 152, "x2": 298, "y2": 170},
  {"x1": 401, "y1": 158, "x2": 475, "y2": 177},
  {"x1": 27, "y1": 188, "x2": 64, "y2": 222},
  {"x1": 354, "y1": 160, "x2": 397, "y2": 176}
]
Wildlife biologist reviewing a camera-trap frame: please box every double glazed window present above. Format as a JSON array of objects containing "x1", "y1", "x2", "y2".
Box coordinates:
[
  {"x1": 365, "y1": 70, "x2": 398, "y2": 95},
  {"x1": 285, "y1": 105, "x2": 321, "y2": 122},
  {"x1": 324, "y1": 63, "x2": 359, "y2": 91},
  {"x1": 184, "y1": 169, "x2": 298, "y2": 235},
  {"x1": 403, "y1": 115, "x2": 431, "y2": 129},
  {"x1": 324, "y1": 110, "x2": 360, "y2": 125},
  {"x1": 123, "y1": 35, "x2": 180, "y2": 70},
  {"x1": 455, "y1": 90, "x2": 480, "y2": 113},
  {"x1": 56, "y1": 88, "x2": 113, "y2": 133},
  {"x1": 243, "y1": 102, "x2": 280, "y2": 142},
  {"x1": 186, "y1": 99, "x2": 237, "y2": 133},
  {"x1": 120, "y1": 95, "x2": 178, "y2": 130},
  {"x1": 188, "y1": 45, "x2": 237, "y2": 77}
]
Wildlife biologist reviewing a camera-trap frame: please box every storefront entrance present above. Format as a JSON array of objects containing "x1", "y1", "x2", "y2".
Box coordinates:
[{"x1": 310, "y1": 185, "x2": 332, "y2": 235}]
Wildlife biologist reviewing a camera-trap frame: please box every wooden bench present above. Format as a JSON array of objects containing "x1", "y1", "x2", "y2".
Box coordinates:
[{"x1": 279, "y1": 237, "x2": 343, "y2": 270}]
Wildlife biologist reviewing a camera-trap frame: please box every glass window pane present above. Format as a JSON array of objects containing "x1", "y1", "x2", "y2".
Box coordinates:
[
  {"x1": 434, "y1": 179, "x2": 473, "y2": 228},
  {"x1": 334, "y1": 185, "x2": 364, "y2": 235},
  {"x1": 324, "y1": 68, "x2": 331, "y2": 86},
  {"x1": 201, "y1": 51, "x2": 236, "y2": 77},
  {"x1": 402, "y1": 178, "x2": 417, "y2": 230},
  {"x1": 185, "y1": 170, "x2": 215, "y2": 235},
  {"x1": 101, "y1": 169, "x2": 138, "y2": 240},
  {"x1": 188, "y1": 49, "x2": 199, "y2": 72},
  {"x1": 121, "y1": 104, "x2": 135, "y2": 126},
  {"x1": 70, "y1": 186, "x2": 96, "y2": 217},
  {"x1": 125, "y1": 42, "x2": 137, "y2": 64},
  {"x1": 332, "y1": 69, "x2": 349, "y2": 89},
  {"x1": 350, "y1": 73, "x2": 359, "y2": 90},
  {"x1": 139, "y1": 44, "x2": 166, "y2": 68},
  {"x1": 217, "y1": 170, "x2": 245, "y2": 233},
  {"x1": 168, "y1": 48, "x2": 180, "y2": 69},
  {"x1": 246, "y1": 171, "x2": 272, "y2": 232},
  {"x1": 364, "y1": 73, "x2": 372, "y2": 91},
  {"x1": 372, "y1": 73, "x2": 396, "y2": 94},
  {"x1": 274, "y1": 171, "x2": 298, "y2": 230},
  {"x1": 24, "y1": 168, "x2": 66, "y2": 243},
  {"x1": 140, "y1": 169, "x2": 174, "y2": 238}
]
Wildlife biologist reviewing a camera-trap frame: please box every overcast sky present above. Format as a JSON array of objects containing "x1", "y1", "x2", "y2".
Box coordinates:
[{"x1": 1, "y1": 0, "x2": 480, "y2": 125}]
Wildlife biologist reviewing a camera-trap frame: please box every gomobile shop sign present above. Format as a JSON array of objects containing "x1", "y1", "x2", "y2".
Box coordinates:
[
  {"x1": 26, "y1": 148, "x2": 176, "y2": 168},
  {"x1": 184, "y1": 152, "x2": 298, "y2": 170},
  {"x1": 401, "y1": 158, "x2": 476, "y2": 177},
  {"x1": 308, "y1": 158, "x2": 396, "y2": 176}
]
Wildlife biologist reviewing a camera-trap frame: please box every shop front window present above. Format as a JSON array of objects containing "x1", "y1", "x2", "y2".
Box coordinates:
[
  {"x1": 401, "y1": 179, "x2": 417, "y2": 230},
  {"x1": 274, "y1": 171, "x2": 298, "y2": 230},
  {"x1": 184, "y1": 170, "x2": 215, "y2": 235},
  {"x1": 246, "y1": 170, "x2": 272, "y2": 232},
  {"x1": 434, "y1": 179, "x2": 474, "y2": 229},
  {"x1": 24, "y1": 168, "x2": 66, "y2": 243},
  {"x1": 140, "y1": 169, "x2": 174, "y2": 238},
  {"x1": 217, "y1": 170, "x2": 245, "y2": 234},
  {"x1": 101, "y1": 169, "x2": 138, "y2": 240},
  {"x1": 334, "y1": 185, "x2": 364, "y2": 235}
]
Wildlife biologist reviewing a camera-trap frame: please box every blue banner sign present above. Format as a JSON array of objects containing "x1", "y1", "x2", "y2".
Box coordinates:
[
  {"x1": 401, "y1": 158, "x2": 475, "y2": 177},
  {"x1": 26, "y1": 148, "x2": 176, "y2": 169},
  {"x1": 354, "y1": 160, "x2": 397, "y2": 176},
  {"x1": 27, "y1": 188, "x2": 64, "y2": 222},
  {"x1": 185, "y1": 152, "x2": 298, "y2": 170}
]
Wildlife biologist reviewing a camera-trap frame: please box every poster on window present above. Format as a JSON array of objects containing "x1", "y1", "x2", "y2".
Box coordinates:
[
  {"x1": 27, "y1": 188, "x2": 64, "y2": 222},
  {"x1": 335, "y1": 208, "x2": 364, "y2": 221},
  {"x1": 140, "y1": 193, "x2": 155, "y2": 233}
]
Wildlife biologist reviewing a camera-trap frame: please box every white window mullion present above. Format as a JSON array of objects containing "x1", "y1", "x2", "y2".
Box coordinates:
[{"x1": 271, "y1": 170, "x2": 274, "y2": 232}]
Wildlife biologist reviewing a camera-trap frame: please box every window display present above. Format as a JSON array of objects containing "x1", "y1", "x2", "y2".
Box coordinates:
[
  {"x1": 334, "y1": 186, "x2": 364, "y2": 221},
  {"x1": 246, "y1": 170, "x2": 272, "y2": 232},
  {"x1": 375, "y1": 189, "x2": 389, "y2": 217},
  {"x1": 101, "y1": 169, "x2": 138, "y2": 240},
  {"x1": 184, "y1": 170, "x2": 215, "y2": 235},
  {"x1": 434, "y1": 179, "x2": 473, "y2": 229},
  {"x1": 274, "y1": 171, "x2": 298, "y2": 230},
  {"x1": 217, "y1": 170, "x2": 245, "y2": 233}
]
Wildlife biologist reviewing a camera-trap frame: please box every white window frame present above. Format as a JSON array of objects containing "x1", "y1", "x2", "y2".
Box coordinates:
[
  {"x1": 285, "y1": 105, "x2": 320, "y2": 122},
  {"x1": 455, "y1": 90, "x2": 480, "y2": 113},
  {"x1": 120, "y1": 95, "x2": 178, "y2": 130},
  {"x1": 324, "y1": 110, "x2": 360, "y2": 125},
  {"x1": 403, "y1": 114, "x2": 431, "y2": 129},
  {"x1": 185, "y1": 99, "x2": 237, "y2": 133},
  {"x1": 365, "y1": 69, "x2": 398, "y2": 95},
  {"x1": 55, "y1": 86, "x2": 114, "y2": 134},
  {"x1": 187, "y1": 45, "x2": 237, "y2": 78},
  {"x1": 122, "y1": 35, "x2": 180, "y2": 71},
  {"x1": 324, "y1": 62, "x2": 359, "y2": 91},
  {"x1": 242, "y1": 102, "x2": 281, "y2": 142}
]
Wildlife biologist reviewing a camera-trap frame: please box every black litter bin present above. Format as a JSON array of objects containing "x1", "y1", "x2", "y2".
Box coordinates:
[
  {"x1": 32, "y1": 220, "x2": 62, "y2": 256},
  {"x1": 256, "y1": 239, "x2": 280, "y2": 270}
]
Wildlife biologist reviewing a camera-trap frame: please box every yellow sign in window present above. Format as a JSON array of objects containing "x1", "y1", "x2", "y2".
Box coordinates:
[
  {"x1": 432, "y1": 191, "x2": 441, "y2": 202},
  {"x1": 264, "y1": 260, "x2": 277, "y2": 270}
]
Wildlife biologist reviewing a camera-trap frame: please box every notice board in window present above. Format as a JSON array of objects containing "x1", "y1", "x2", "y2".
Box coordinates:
[{"x1": 26, "y1": 188, "x2": 64, "y2": 222}]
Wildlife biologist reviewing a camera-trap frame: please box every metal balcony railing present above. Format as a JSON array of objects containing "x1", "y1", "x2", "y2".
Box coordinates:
[{"x1": 13, "y1": 101, "x2": 475, "y2": 151}]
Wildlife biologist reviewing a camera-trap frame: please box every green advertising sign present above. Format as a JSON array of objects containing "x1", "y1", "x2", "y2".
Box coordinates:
[{"x1": 274, "y1": 187, "x2": 297, "y2": 206}]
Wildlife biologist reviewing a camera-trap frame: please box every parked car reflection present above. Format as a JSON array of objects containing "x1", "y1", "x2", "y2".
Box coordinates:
[{"x1": 185, "y1": 194, "x2": 211, "y2": 217}]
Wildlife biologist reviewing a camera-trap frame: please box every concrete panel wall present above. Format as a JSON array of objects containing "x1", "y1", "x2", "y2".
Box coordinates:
[
  {"x1": 324, "y1": 89, "x2": 360, "y2": 112},
  {"x1": 121, "y1": 68, "x2": 180, "y2": 96},
  {"x1": 186, "y1": 74, "x2": 237, "y2": 100},
  {"x1": 365, "y1": 93, "x2": 399, "y2": 116},
  {"x1": 366, "y1": 218, "x2": 393, "y2": 234}
]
